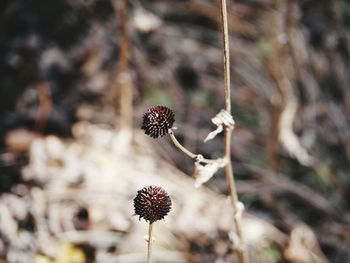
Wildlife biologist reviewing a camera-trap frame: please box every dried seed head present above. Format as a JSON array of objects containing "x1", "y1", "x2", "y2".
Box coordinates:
[
  {"x1": 141, "y1": 106, "x2": 175, "y2": 138},
  {"x1": 133, "y1": 185, "x2": 172, "y2": 223}
]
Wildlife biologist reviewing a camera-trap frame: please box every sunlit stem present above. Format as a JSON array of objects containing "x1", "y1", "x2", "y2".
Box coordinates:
[
  {"x1": 169, "y1": 130, "x2": 218, "y2": 164},
  {"x1": 147, "y1": 223, "x2": 153, "y2": 263}
]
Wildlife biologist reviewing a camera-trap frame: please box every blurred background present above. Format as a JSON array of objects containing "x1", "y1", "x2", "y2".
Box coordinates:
[{"x1": 0, "y1": 0, "x2": 349, "y2": 262}]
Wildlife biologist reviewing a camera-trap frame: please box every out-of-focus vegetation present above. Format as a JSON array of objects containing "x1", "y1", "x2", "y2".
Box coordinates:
[{"x1": 0, "y1": 0, "x2": 349, "y2": 262}]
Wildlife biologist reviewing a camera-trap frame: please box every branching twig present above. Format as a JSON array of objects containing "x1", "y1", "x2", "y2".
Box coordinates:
[
  {"x1": 220, "y1": 0, "x2": 250, "y2": 262},
  {"x1": 169, "y1": 130, "x2": 221, "y2": 164},
  {"x1": 140, "y1": 2, "x2": 250, "y2": 261}
]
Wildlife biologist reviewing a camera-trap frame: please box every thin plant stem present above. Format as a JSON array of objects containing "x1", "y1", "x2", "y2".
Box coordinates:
[
  {"x1": 220, "y1": 0, "x2": 250, "y2": 262},
  {"x1": 147, "y1": 223, "x2": 153, "y2": 263},
  {"x1": 169, "y1": 131, "x2": 220, "y2": 164}
]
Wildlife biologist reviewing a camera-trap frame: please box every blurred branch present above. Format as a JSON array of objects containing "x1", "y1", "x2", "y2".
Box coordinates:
[
  {"x1": 327, "y1": 0, "x2": 350, "y2": 115},
  {"x1": 111, "y1": 0, "x2": 133, "y2": 129},
  {"x1": 266, "y1": 0, "x2": 316, "y2": 169},
  {"x1": 241, "y1": 164, "x2": 337, "y2": 218},
  {"x1": 35, "y1": 79, "x2": 52, "y2": 133}
]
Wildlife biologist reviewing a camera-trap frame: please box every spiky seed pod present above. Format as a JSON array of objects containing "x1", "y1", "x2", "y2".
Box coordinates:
[
  {"x1": 134, "y1": 185, "x2": 172, "y2": 223},
  {"x1": 141, "y1": 106, "x2": 175, "y2": 138}
]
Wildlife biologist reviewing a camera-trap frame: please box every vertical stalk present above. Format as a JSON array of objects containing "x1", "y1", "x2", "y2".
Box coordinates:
[
  {"x1": 147, "y1": 223, "x2": 153, "y2": 263},
  {"x1": 220, "y1": 0, "x2": 249, "y2": 262}
]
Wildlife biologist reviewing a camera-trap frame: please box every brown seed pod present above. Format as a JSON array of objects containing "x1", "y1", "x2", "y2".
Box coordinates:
[
  {"x1": 141, "y1": 106, "x2": 175, "y2": 138},
  {"x1": 133, "y1": 185, "x2": 172, "y2": 223}
]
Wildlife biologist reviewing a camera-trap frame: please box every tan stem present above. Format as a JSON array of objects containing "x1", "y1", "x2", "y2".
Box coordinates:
[
  {"x1": 220, "y1": 0, "x2": 249, "y2": 262},
  {"x1": 147, "y1": 223, "x2": 153, "y2": 263},
  {"x1": 169, "y1": 131, "x2": 218, "y2": 164}
]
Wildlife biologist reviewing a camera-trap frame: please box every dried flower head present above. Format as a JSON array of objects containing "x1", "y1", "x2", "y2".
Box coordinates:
[
  {"x1": 134, "y1": 185, "x2": 172, "y2": 223},
  {"x1": 142, "y1": 106, "x2": 175, "y2": 138}
]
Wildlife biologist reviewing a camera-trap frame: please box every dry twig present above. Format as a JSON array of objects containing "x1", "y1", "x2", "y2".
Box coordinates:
[{"x1": 220, "y1": 0, "x2": 250, "y2": 262}]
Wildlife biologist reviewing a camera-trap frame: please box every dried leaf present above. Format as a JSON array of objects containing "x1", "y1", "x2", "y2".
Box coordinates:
[
  {"x1": 204, "y1": 110, "x2": 235, "y2": 142},
  {"x1": 204, "y1": 125, "x2": 223, "y2": 142},
  {"x1": 193, "y1": 158, "x2": 227, "y2": 188}
]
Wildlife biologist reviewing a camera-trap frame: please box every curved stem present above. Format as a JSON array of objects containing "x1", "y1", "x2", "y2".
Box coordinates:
[
  {"x1": 169, "y1": 131, "x2": 219, "y2": 164},
  {"x1": 147, "y1": 223, "x2": 153, "y2": 263},
  {"x1": 220, "y1": 0, "x2": 250, "y2": 262}
]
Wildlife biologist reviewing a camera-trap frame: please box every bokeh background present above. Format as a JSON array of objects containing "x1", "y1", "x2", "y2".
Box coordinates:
[{"x1": 0, "y1": 0, "x2": 349, "y2": 262}]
